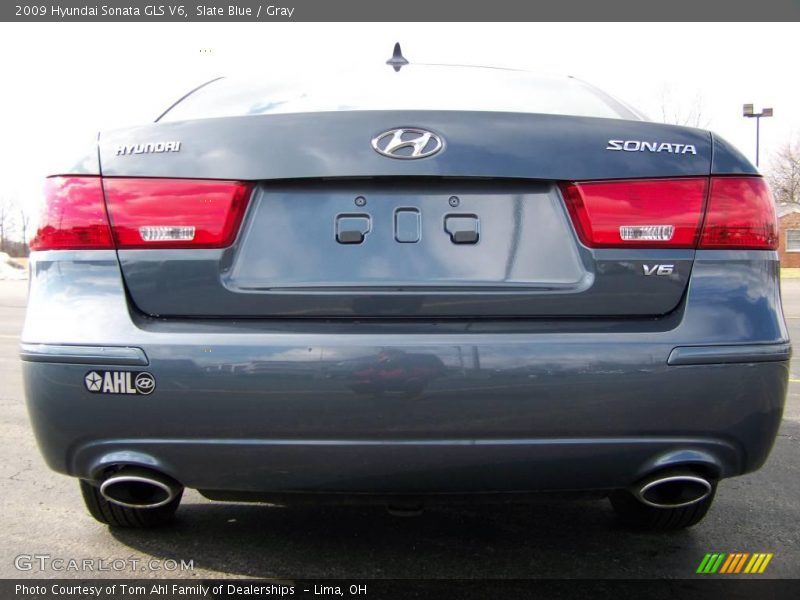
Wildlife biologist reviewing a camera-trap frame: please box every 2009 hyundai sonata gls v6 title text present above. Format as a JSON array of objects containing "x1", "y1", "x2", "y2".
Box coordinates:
[{"x1": 21, "y1": 53, "x2": 788, "y2": 530}]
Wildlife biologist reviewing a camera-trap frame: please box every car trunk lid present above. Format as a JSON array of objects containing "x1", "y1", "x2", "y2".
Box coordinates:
[{"x1": 98, "y1": 111, "x2": 712, "y2": 318}]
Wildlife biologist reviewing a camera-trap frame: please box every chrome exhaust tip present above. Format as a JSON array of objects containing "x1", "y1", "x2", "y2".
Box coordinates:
[
  {"x1": 635, "y1": 471, "x2": 713, "y2": 509},
  {"x1": 99, "y1": 467, "x2": 182, "y2": 509}
]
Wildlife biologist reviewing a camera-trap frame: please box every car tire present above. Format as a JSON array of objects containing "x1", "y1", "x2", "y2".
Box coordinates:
[
  {"x1": 609, "y1": 484, "x2": 716, "y2": 530},
  {"x1": 79, "y1": 480, "x2": 182, "y2": 528}
]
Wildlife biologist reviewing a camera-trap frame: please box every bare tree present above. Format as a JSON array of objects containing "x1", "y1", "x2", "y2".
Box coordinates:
[
  {"x1": 657, "y1": 86, "x2": 710, "y2": 129},
  {"x1": 0, "y1": 199, "x2": 9, "y2": 253},
  {"x1": 767, "y1": 137, "x2": 800, "y2": 205},
  {"x1": 17, "y1": 203, "x2": 30, "y2": 246},
  {"x1": 0, "y1": 198, "x2": 32, "y2": 256}
]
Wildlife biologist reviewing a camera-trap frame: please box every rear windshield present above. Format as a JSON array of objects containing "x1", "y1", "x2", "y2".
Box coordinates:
[{"x1": 158, "y1": 65, "x2": 643, "y2": 122}]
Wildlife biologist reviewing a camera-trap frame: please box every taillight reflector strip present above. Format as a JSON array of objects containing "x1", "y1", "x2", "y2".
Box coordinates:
[
  {"x1": 104, "y1": 179, "x2": 252, "y2": 249},
  {"x1": 138, "y1": 225, "x2": 196, "y2": 242},
  {"x1": 29, "y1": 174, "x2": 778, "y2": 253},
  {"x1": 619, "y1": 225, "x2": 675, "y2": 242}
]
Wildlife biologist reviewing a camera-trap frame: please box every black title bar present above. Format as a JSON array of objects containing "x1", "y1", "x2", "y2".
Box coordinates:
[
  {"x1": 4, "y1": 0, "x2": 800, "y2": 22},
  {"x1": 6, "y1": 579, "x2": 800, "y2": 600}
]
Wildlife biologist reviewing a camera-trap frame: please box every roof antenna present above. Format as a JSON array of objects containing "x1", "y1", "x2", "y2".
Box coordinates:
[{"x1": 386, "y1": 42, "x2": 409, "y2": 72}]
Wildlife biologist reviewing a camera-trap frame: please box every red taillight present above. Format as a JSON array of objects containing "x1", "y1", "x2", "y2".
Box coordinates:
[
  {"x1": 30, "y1": 176, "x2": 114, "y2": 251},
  {"x1": 104, "y1": 179, "x2": 252, "y2": 249},
  {"x1": 562, "y1": 176, "x2": 778, "y2": 250},
  {"x1": 31, "y1": 177, "x2": 252, "y2": 251},
  {"x1": 698, "y1": 177, "x2": 778, "y2": 250},
  {"x1": 561, "y1": 178, "x2": 708, "y2": 248}
]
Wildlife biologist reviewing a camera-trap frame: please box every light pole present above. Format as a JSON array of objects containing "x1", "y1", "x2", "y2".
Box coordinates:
[{"x1": 743, "y1": 104, "x2": 773, "y2": 167}]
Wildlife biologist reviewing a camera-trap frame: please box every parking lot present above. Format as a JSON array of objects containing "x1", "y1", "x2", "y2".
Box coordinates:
[{"x1": 0, "y1": 278, "x2": 798, "y2": 580}]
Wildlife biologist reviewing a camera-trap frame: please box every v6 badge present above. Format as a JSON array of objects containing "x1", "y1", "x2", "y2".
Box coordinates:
[{"x1": 84, "y1": 371, "x2": 156, "y2": 395}]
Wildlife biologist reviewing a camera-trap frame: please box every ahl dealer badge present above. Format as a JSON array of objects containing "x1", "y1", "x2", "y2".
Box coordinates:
[{"x1": 84, "y1": 371, "x2": 156, "y2": 395}]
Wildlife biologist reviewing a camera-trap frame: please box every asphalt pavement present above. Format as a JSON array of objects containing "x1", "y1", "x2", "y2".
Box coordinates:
[{"x1": 0, "y1": 279, "x2": 798, "y2": 580}]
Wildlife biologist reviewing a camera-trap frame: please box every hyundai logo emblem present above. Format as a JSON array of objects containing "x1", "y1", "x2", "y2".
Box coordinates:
[
  {"x1": 134, "y1": 372, "x2": 156, "y2": 395},
  {"x1": 371, "y1": 128, "x2": 444, "y2": 160}
]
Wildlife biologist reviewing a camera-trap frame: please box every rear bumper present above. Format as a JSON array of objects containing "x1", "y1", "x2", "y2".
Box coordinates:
[{"x1": 20, "y1": 250, "x2": 789, "y2": 495}]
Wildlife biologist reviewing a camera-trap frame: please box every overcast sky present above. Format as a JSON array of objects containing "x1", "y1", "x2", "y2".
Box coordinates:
[{"x1": 0, "y1": 22, "x2": 798, "y2": 231}]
